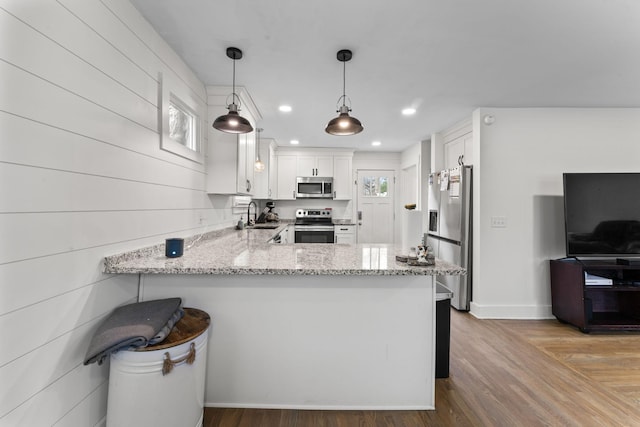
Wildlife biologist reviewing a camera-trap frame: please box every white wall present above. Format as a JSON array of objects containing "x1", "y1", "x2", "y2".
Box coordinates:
[
  {"x1": 0, "y1": 0, "x2": 233, "y2": 424},
  {"x1": 471, "y1": 108, "x2": 640, "y2": 319},
  {"x1": 400, "y1": 143, "x2": 421, "y2": 209}
]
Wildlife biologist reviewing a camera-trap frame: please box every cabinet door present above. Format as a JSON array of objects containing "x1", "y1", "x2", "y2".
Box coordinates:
[
  {"x1": 315, "y1": 156, "x2": 334, "y2": 177},
  {"x1": 276, "y1": 154, "x2": 297, "y2": 200},
  {"x1": 334, "y1": 225, "x2": 356, "y2": 244},
  {"x1": 444, "y1": 136, "x2": 464, "y2": 170},
  {"x1": 268, "y1": 143, "x2": 276, "y2": 199},
  {"x1": 297, "y1": 156, "x2": 316, "y2": 176},
  {"x1": 462, "y1": 133, "x2": 473, "y2": 165},
  {"x1": 206, "y1": 108, "x2": 238, "y2": 194},
  {"x1": 444, "y1": 131, "x2": 472, "y2": 169},
  {"x1": 236, "y1": 133, "x2": 248, "y2": 194},
  {"x1": 333, "y1": 156, "x2": 353, "y2": 200},
  {"x1": 253, "y1": 138, "x2": 271, "y2": 199},
  {"x1": 244, "y1": 131, "x2": 255, "y2": 194}
]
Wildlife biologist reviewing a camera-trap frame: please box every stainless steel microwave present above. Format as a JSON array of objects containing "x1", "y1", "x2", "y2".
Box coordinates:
[{"x1": 296, "y1": 176, "x2": 334, "y2": 199}]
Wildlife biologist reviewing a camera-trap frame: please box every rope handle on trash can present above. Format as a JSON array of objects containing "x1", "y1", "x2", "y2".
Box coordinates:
[{"x1": 162, "y1": 342, "x2": 196, "y2": 376}]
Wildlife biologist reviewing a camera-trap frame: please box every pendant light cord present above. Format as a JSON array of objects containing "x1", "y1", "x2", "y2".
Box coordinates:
[
  {"x1": 342, "y1": 60, "x2": 346, "y2": 107},
  {"x1": 232, "y1": 57, "x2": 237, "y2": 104}
]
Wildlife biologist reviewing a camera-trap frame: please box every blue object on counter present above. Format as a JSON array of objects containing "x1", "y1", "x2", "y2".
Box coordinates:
[{"x1": 165, "y1": 238, "x2": 184, "y2": 258}]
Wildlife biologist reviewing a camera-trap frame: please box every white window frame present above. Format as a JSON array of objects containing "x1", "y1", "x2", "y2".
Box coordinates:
[{"x1": 159, "y1": 73, "x2": 205, "y2": 163}]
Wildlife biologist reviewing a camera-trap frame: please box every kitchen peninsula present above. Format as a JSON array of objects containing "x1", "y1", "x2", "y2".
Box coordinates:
[{"x1": 104, "y1": 226, "x2": 464, "y2": 410}]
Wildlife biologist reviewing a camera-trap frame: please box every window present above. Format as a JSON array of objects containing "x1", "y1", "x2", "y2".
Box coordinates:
[
  {"x1": 159, "y1": 73, "x2": 205, "y2": 163},
  {"x1": 363, "y1": 176, "x2": 389, "y2": 197},
  {"x1": 168, "y1": 96, "x2": 197, "y2": 151}
]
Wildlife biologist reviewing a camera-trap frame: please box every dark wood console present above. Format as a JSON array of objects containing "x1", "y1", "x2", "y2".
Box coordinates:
[{"x1": 550, "y1": 258, "x2": 640, "y2": 332}]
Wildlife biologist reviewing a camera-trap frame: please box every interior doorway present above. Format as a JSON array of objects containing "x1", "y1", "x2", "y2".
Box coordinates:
[{"x1": 356, "y1": 169, "x2": 395, "y2": 243}]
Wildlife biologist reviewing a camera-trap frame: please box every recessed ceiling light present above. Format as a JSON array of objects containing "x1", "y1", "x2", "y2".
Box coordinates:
[
  {"x1": 290, "y1": 140, "x2": 299, "y2": 145},
  {"x1": 371, "y1": 141, "x2": 381, "y2": 146},
  {"x1": 402, "y1": 108, "x2": 416, "y2": 116},
  {"x1": 279, "y1": 105, "x2": 292, "y2": 112}
]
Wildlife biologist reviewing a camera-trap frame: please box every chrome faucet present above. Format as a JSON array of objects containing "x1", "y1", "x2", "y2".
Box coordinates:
[{"x1": 247, "y1": 201, "x2": 257, "y2": 225}]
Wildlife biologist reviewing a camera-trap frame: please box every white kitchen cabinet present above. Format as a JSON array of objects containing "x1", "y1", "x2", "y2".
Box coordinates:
[
  {"x1": 273, "y1": 148, "x2": 354, "y2": 200},
  {"x1": 206, "y1": 86, "x2": 261, "y2": 195},
  {"x1": 287, "y1": 225, "x2": 295, "y2": 243},
  {"x1": 442, "y1": 120, "x2": 473, "y2": 169},
  {"x1": 332, "y1": 155, "x2": 353, "y2": 200},
  {"x1": 253, "y1": 138, "x2": 275, "y2": 199},
  {"x1": 268, "y1": 141, "x2": 277, "y2": 199},
  {"x1": 276, "y1": 154, "x2": 297, "y2": 200},
  {"x1": 297, "y1": 155, "x2": 333, "y2": 177},
  {"x1": 334, "y1": 224, "x2": 356, "y2": 244},
  {"x1": 236, "y1": 131, "x2": 256, "y2": 194}
]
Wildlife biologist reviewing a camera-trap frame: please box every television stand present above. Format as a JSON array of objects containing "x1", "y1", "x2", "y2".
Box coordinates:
[{"x1": 550, "y1": 258, "x2": 640, "y2": 333}]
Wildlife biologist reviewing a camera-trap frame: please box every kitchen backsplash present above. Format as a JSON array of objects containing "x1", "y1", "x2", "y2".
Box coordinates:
[{"x1": 255, "y1": 199, "x2": 353, "y2": 221}]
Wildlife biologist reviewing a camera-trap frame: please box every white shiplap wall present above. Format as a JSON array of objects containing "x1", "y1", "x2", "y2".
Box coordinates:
[{"x1": 0, "y1": 0, "x2": 229, "y2": 425}]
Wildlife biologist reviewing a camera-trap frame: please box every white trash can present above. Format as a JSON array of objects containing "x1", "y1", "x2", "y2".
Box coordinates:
[{"x1": 107, "y1": 308, "x2": 210, "y2": 427}]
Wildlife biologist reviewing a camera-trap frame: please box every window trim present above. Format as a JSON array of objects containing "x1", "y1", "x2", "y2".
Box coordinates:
[{"x1": 159, "y1": 73, "x2": 205, "y2": 163}]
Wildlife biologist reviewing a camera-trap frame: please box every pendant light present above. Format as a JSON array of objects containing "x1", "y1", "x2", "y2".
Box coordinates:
[
  {"x1": 325, "y1": 49, "x2": 363, "y2": 136},
  {"x1": 212, "y1": 47, "x2": 254, "y2": 134},
  {"x1": 254, "y1": 128, "x2": 265, "y2": 172}
]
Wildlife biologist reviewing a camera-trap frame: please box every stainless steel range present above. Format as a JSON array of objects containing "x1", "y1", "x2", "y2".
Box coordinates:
[{"x1": 294, "y1": 208, "x2": 335, "y2": 243}]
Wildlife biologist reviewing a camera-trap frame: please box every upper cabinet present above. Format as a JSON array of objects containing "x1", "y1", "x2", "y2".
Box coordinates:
[
  {"x1": 275, "y1": 154, "x2": 297, "y2": 200},
  {"x1": 275, "y1": 148, "x2": 354, "y2": 200},
  {"x1": 205, "y1": 86, "x2": 261, "y2": 195},
  {"x1": 297, "y1": 155, "x2": 334, "y2": 177},
  {"x1": 253, "y1": 138, "x2": 276, "y2": 199},
  {"x1": 434, "y1": 118, "x2": 473, "y2": 171},
  {"x1": 237, "y1": 131, "x2": 256, "y2": 194},
  {"x1": 333, "y1": 155, "x2": 353, "y2": 200}
]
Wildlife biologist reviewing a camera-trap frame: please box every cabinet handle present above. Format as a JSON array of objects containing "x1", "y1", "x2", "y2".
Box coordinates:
[
  {"x1": 268, "y1": 189, "x2": 272, "y2": 197},
  {"x1": 333, "y1": 191, "x2": 336, "y2": 198},
  {"x1": 293, "y1": 190, "x2": 296, "y2": 199},
  {"x1": 246, "y1": 179, "x2": 251, "y2": 192}
]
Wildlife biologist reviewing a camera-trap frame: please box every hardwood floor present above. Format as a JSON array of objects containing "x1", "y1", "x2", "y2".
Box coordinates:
[{"x1": 204, "y1": 310, "x2": 640, "y2": 426}]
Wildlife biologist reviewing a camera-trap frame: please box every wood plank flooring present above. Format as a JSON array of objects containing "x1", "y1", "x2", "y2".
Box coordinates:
[{"x1": 204, "y1": 310, "x2": 640, "y2": 426}]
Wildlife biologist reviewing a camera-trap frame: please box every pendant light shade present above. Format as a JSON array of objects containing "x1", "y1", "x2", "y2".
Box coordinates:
[
  {"x1": 325, "y1": 49, "x2": 363, "y2": 136},
  {"x1": 254, "y1": 128, "x2": 265, "y2": 172},
  {"x1": 213, "y1": 47, "x2": 254, "y2": 134}
]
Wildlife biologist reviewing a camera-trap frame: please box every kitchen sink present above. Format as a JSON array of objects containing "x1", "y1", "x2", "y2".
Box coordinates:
[{"x1": 249, "y1": 223, "x2": 281, "y2": 229}]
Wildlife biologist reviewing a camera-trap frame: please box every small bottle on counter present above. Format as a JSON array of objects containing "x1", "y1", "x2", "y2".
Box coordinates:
[{"x1": 236, "y1": 216, "x2": 245, "y2": 230}]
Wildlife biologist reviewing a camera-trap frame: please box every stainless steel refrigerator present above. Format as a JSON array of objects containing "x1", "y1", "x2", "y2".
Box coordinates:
[{"x1": 426, "y1": 165, "x2": 472, "y2": 311}]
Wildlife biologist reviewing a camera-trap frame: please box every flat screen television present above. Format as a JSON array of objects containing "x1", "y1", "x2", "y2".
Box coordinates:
[{"x1": 564, "y1": 173, "x2": 640, "y2": 258}]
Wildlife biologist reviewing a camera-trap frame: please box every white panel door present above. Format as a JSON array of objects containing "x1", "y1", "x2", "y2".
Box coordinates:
[{"x1": 356, "y1": 170, "x2": 395, "y2": 243}]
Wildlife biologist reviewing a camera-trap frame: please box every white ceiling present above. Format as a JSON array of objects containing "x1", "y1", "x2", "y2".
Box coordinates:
[{"x1": 130, "y1": 0, "x2": 640, "y2": 152}]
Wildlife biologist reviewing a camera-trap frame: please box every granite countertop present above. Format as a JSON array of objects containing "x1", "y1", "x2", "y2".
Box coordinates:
[{"x1": 104, "y1": 226, "x2": 465, "y2": 276}]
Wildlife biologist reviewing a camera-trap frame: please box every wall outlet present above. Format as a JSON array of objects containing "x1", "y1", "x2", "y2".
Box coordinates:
[{"x1": 491, "y1": 216, "x2": 507, "y2": 228}]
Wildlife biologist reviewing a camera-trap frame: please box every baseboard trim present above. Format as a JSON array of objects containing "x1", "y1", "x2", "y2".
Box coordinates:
[
  {"x1": 204, "y1": 403, "x2": 435, "y2": 411},
  {"x1": 469, "y1": 302, "x2": 554, "y2": 319}
]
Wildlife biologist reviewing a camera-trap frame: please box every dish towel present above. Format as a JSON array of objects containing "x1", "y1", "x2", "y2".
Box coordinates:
[{"x1": 84, "y1": 298, "x2": 184, "y2": 365}]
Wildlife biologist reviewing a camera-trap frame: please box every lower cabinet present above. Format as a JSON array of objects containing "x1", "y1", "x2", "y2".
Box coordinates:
[{"x1": 334, "y1": 224, "x2": 356, "y2": 244}]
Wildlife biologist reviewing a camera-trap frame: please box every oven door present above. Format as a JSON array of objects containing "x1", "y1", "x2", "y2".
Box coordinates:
[{"x1": 294, "y1": 226, "x2": 335, "y2": 243}]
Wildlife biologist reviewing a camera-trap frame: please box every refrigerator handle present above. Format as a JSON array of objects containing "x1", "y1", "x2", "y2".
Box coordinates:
[{"x1": 357, "y1": 210, "x2": 362, "y2": 225}]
